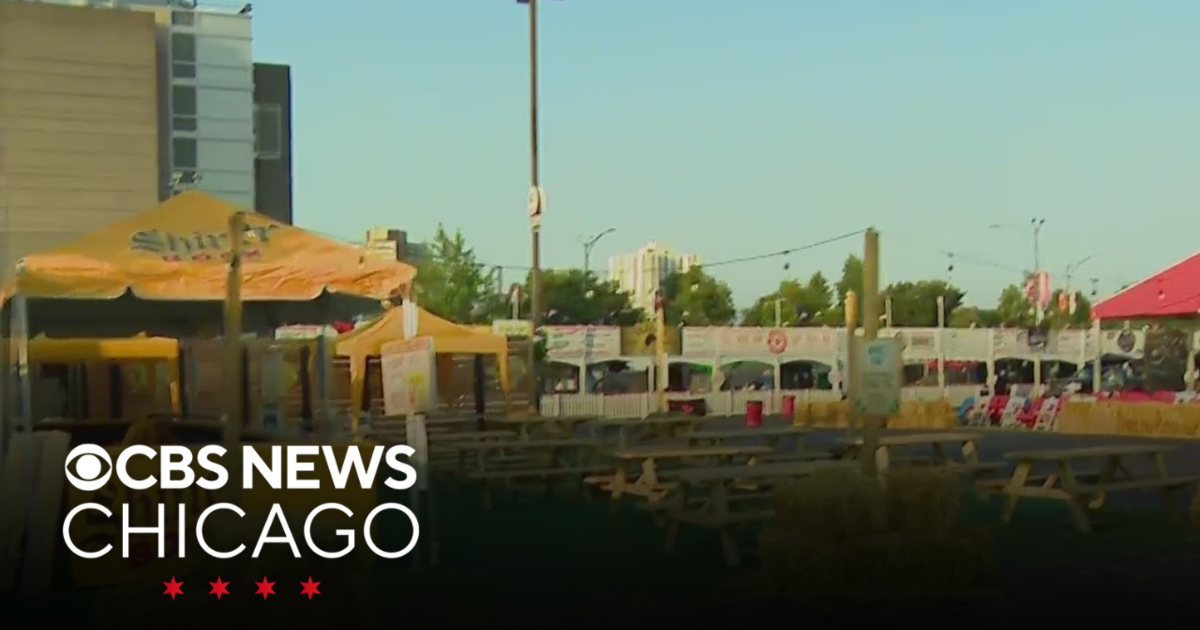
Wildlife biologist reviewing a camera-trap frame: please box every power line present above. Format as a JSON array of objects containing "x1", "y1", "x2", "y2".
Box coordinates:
[
  {"x1": 702, "y1": 229, "x2": 867, "y2": 268},
  {"x1": 422, "y1": 228, "x2": 870, "y2": 274},
  {"x1": 936, "y1": 250, "x2": 1026, "y2": 275}
]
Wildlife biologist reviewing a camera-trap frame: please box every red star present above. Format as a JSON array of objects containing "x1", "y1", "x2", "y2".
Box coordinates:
[
  {"x1": 299, "y1": 577, "x2": 321, "y2": 600},
  {"x1": 163, "y1": 577, "x2": 184, "y2": 599},
  {"x1": 209, "y1": 577, "x2": 230, "y2": 599},
  {"x1": 254, "y1": 577, "x2": 275, "y2": 600}
]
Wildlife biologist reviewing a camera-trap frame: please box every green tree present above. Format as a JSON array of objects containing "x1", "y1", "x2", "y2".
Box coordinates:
[
  {"x1": 884, "y1": 280, "x2": 965, "y2": 327},
  {"x1": 660, "y1": 267, "x2": 737, "y2": 326},
  {"x1": 519, "y1": 269, "x2": 643, "y2": 326},
  {"x1": 741, "y1": 272, "x2": 834, "y2": 327},
  {"x1": 994, "y1": 284, "x2": 1034, "y2": 326},
  {"x1": 414, "y1": 225, "x2": 495, "y2": 322},
  {"x1": 949, "y1": 306, "x2": 1002, "y2": 328},
  {"x1": 1045, "y1": 290, "x2": 1093, "y2": 328},
  {"x1": 833, "y1": 254, "x2": 871, "y2": 325}
]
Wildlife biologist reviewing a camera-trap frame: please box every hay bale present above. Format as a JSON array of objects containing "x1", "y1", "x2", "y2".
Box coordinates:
[
  {"x1": 93, "y1": 508, "x2": 379, "y2": 629},
  {"x1": 758, "y1": 529, "x2": 838, "y2": 595},
  {"x1": 885, "y1": 467, "x2": 959, "y2": 536},
  {"x1": 759, "y1": 526, "x2": 996, "y2": 599},
  {"x1": 834, "y1": 530, "x2": 994, "y2": 596},
  {"x1": 951, "y1": 524, "x2": 997, "y2": 585},
  {"x1": 773, "y1": 468, "x2": 886, "y2": 543}
]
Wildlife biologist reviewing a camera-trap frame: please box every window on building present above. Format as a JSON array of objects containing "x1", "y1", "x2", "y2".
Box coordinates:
[
  {"x1": 171, "y1": 33, "x2": 196, "y2": 63},
  {"x1": 171, "y1": 11, "x2": 195, "y2": 26},
  {"x1": 172, "y1": 62, "x2": 196, "y2": 79},
  {"x1": 172, "y1": 116, "x2": 198, "y2": 132},
  {"x1": 171, "y1": 85, "x2": 197, "y2": 117},
  {"x1": 253, "y1": 103, "x2": 282, "y2": 160},
  {"x1": 172, "y1": 137, "x2": 198, "y2": 169}
]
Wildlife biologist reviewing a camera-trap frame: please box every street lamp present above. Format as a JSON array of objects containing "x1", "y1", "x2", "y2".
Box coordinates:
[
  {"x1": 1064, "y1": 255, "x2": 1094, "y2": 293},
  {"x1": 989, "y1": 218, "x2": 1045, "y2": 274},
  {"x1": 581, "y1": 227, "x2": 615, "y2": 276}
]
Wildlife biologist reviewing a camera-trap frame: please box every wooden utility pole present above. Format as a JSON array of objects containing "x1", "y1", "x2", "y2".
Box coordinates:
[
  {"x1": 843, "y1": 290, "x2": 858, "y2": 440},
  {"x1": 860, "y1": 228, "x2": 882, "y2": 477},
  {"x1": 222, "y1": 212, "x2": 245, "y2": 445}
]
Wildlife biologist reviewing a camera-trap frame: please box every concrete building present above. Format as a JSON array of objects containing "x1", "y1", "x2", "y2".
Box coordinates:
[
  {"x1": 0, "y1": 1, "x2": 160, "y2": 280},
  {"x1": 252, "y1": 62, "x2": 292, "y2": 223},
  {"x1": 608, "y1": 241, "x2": 702, "y2": 311},
  {"x1": 152, "y1": 3, "x2": 256, "y2": 209},
  {"x1": 361, "y1": 228, "x2": 428, "y2": 264},
  {"x1": 9, "y1": 0, "x2": 293, "y2": 223}
]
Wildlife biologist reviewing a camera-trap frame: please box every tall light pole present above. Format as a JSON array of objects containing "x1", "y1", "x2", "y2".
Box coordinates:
[
  {"x1": 1029, "y1": 218, "x2": 1046, "y2": 323},
  {"x1": 1030, "y1": 217, "x2": 1045, "y2": 277},
  {"x1": 518, "y1": 0, "x2": 545, "y2": 411},
  {"x1": 991, "y1": 218, "x2": 1047, "y2": 323},
  {"x1": 582, "y1": 227, "x2": 615, "y2": 276}
]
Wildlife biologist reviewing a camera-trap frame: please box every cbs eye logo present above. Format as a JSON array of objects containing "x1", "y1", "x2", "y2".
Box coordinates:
[{"x1": 64, "y1": 444, "x2": 113, "y2": 491}]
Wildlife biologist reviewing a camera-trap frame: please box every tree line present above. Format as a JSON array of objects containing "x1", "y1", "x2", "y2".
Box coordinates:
[{"x1": 413, "y1": 225, "x2": 1094, "y2": 329}]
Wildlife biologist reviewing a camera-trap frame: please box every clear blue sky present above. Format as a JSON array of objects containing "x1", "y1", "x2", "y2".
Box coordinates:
[{"x1": 250, "y1": 0, "x2": 1200, "y2": 310}]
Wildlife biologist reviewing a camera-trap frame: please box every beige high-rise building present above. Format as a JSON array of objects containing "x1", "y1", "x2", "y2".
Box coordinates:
[
  {"x1": 0, "y1": 1, "x2": 160, "y2": 281},
  {"x1": 607, "y1": 241, "x2": 701, "y2": 311}
]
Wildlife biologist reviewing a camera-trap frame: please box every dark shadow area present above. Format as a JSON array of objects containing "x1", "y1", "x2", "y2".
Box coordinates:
[{"x1": 6, "y1": 425, "x2": 1200, "y2": 625}]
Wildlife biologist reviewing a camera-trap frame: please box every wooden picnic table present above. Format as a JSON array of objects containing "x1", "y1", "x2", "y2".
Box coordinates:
[
  {"x1": 590, "y1": 444, "x2": 772, "y2": 510},
  {"x1": 589, "y1": 415, "x2": 710, "y2": 446},
  {"x1": 686, "y1": 425, "x2": 811, "y2": 450},
  {"x1": 839, "y1": 431, "x2": 1001, "y2": 481},
  {"x1": 657, "y1": 460, "x2": 858, "y2": 567},
  {"x1": 432, "y1": 430, "x2": 516, "y2": 442},
  {"x1": 449, "y1": 438, "x2": 607, "y2": 508},
  {"x1": 983, "y1": 444, "x2": 1200, "y2": 533},
  {"x1": 490, "y1": 415, "x2": 597, "y2": 438}
]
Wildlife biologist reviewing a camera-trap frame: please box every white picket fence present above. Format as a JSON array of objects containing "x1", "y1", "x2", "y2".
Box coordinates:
[{"x1": 538, "y1": 385, "x2": 981, "y2": 419}]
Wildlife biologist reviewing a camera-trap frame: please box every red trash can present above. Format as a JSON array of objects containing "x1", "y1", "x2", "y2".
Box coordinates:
[
  {"x1": 781, "y1": 394, "x2": 796, "y2": 418},
  {"x1": 746, "y1": 400, "x2": 764, "y2": 427}
]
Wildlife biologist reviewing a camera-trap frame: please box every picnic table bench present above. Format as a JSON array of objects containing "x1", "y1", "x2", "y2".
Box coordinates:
[
  {"x1": 657, "y1": 460, "x2": 859, "y2": 567},
  {"x1": 491, "y1": 415, "x2": 597, "y2": 438},
  {"x1": 983, "y1": 444, "x2": 1199, "y2": 533},
  {"x1": 431, "y1": 429, "x2": 517, "y2": 442},
  {"x1": 686, "y1": 425, "x2": 811, "y2": 450},
  {"x1": 839, "y1": 432, "x2": 1002, "y2": 484},
  {"x1": 588, "y1": 444, "x2": 771, "y2": 513},
  {"x1": 452, "y1": 438, "x2": 606, "y2": 509},
  {"x1": 588, "y1": 415, "x2": 710, "y2": 446},
  {"x1": 756, "y1": 450, "x2": 833, "y2": 463}
]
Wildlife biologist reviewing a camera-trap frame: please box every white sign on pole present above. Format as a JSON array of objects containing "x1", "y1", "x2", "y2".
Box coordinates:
[
  {"x1": 528, "y1": 186, "x2": 545, "y2": 228},
  {"x1": 854, "y1": 338, "x2": 902, "y2": 417},
  {"x1": 380, "y1": 337, "x2": 437, "y2": 416},
  {"x1": 402, "y1": 300, "x2": 419, "y2": 339},
  {"x1": 381, "y1": 337, "x2": 437, "y2": 491}
]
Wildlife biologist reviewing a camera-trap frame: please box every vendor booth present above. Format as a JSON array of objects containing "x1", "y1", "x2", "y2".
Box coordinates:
[
  {"x1": 5, "y1": 336, "x2": 181, "y2": 426},
  {"x1": 0, "y1": 192, "x2": 417, "y2": 592},
  {"x1": 335, "y1": 303, "x2": 510, "y2": 422},
  {"x1": 1092, "y1": 251, "x2": 1200, "y2": 393}
]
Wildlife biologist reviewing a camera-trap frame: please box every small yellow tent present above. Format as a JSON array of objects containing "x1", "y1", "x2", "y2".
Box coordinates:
[{"x1": 335, "y1": 306, "x2": 509, "y2": 417}]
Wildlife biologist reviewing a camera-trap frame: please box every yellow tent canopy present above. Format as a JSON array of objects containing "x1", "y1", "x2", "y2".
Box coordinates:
[
  {"x1": 335, "y1": 306, "x2": 509, "y2": 418},
  {"x1": 8, "y1": 336, "x2": 179, "y2": 362},
  {"x1": 2, "y1": 191, "x2": 416, "y2": 337}
]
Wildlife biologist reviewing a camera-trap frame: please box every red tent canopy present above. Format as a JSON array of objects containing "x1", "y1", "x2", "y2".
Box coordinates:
[{"x1": 1092, "y1": 252, "x2": 1200, "y2": 319}]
